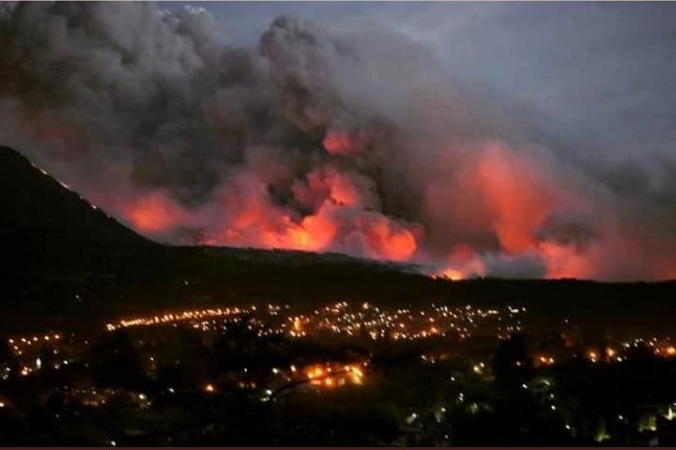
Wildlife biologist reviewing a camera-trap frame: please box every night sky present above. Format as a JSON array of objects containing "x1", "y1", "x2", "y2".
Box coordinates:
[{"x1": 2, "y1": 2, "x2": 676, "y2": 281}]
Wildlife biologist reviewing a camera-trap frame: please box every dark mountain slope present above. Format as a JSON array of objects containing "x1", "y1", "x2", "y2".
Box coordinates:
[
  {"x1": 0, "y1": 146, "x2": 151, "y2": 246},
  {"x1": 0, "y1": 146, "x2": 430, "y2": 331}
]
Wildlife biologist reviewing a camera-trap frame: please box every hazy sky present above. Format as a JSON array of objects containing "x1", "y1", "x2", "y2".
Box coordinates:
[{"x1": 162, "y1": 1, "x2": 676, "y2": 159}]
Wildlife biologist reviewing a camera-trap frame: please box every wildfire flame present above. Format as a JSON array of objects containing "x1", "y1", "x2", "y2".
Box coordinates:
[
  {"x1": 99, "y1": 138, "x2": 676, "y2": 281},
  {"x1": 7, "y1": 3, "x2": 675, "y2": 281},
  {"x1": 122, "y1": 192, "x2": 187, "y2": 234}
]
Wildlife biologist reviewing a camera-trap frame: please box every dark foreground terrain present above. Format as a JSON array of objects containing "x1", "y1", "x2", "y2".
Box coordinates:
[{"x1": 2, "y1": 145, "x2": 676, "y2": 446}]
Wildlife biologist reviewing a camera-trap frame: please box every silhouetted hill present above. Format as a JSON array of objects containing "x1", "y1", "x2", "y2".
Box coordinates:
[
  {"x1": 0, "y1": 145, "x2": 428, "y2": 330},
  {"x1": 0, "y1": 146, "x2": 150, "y2": 247}
]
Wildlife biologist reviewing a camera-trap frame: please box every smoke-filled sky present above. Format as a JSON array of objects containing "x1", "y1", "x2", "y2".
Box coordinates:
[{"x1": 2, "y1": 1, "x2": 676, "y2": 281}]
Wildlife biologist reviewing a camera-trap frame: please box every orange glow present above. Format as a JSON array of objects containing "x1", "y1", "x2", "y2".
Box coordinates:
[
  {"x1": 438, "y1": 268, "x2": 464, "y2": 281},
  {"x1": 103, "y1": 134, "x2": 676, "y2": 282},
  {"x1": 435, "y1": 256, "x2": 485, "y2": 281},
  {"x1": 19, "y1": 111, "x2": 85, "y2": 158},
  {"x1": 303, "y1": 363, "x2": 366, "y2": 387},
  {"x1": 363, "y1": 218, "x2": 417, "y2": 261},
  {"x1": 206, "y1": 189, "x2": 338, "y2": 253},
  {"x1": 307, "y1": 366, "x2": 325, "y2": 386},
  {"x1": 348, "y1": 366, "x2": 363, "y2": 378},
  {"x1": 299, "y1": 211, "x2": 338, "y2": 250},
  {"x1": 232, "y1": 202, "x2": 266, "y2": 230},
  {"x1": 656, "y1": 247, "x2": 676, "y2": 280},
  {"x1": 113, "y1": 139, "x2": 608, "y2": 281},
  {"x1": 307, "y1": 367, "x2": 324, "y2": 379},
  {"x1": 428, "y1": 141, "x2": 608, "y2": 281},
  {"x1": 322, "y1": 130, "x2": 363, "y2": 155},
  {"x1": 327, "y1": 172, "x2": 361, "y2": 207},
  {"x1": 536, "y1": 354, "x2": 556, "y2": 367},
  {"x1": 16, "y1": 71, "x2": 676, "y2": 285},
  {"x1": 123, "y1": 192, "x2": 186, "y2": 233},
  {"x1": 204, "y1": 383, "x2": 215, "y2": 393},
  {"x1": 450, "y1": 244, "x2": 475, "y2": 262},
  {"x1": 474, "y1": 143, "x2": 557, "y2": 253},
  {"x1": 260, "y1": 210, "x2": 337, "y2": 252},
  {"x1": 539, "y1": 241, "x2": 594, "y2": 280}
]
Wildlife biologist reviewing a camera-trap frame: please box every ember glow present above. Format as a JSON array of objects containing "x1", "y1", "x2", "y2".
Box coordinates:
[
  {"x1": 322, "y1": 130, "x2": 365, "y2": 156},
  {"x1": 437, "y1": 268, "x2": 467, "y2": 282},
  {"x1": 2, "y1": 2, "x2": 676, "y2": 281},
  {"x1": 123, "y1": 192, "x2": 187, "y2": 234},
  {"x1": 474, "y1": 144, "x2": 558, "y2": 254}
]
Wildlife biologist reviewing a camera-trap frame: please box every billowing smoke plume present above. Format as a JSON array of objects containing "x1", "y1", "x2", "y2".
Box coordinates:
[{"x1": 2, "y1": 2, "x2": 675, "y2": 281}]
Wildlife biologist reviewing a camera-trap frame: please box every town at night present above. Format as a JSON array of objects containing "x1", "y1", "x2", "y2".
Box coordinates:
[{"x1": 2, "y1": 1, "x2": 676, "y2": 446}]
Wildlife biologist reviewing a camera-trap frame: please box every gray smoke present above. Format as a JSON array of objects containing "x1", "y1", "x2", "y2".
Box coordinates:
[{"x1": 1, "y1": 2, "x2": 675, "y2": 281}]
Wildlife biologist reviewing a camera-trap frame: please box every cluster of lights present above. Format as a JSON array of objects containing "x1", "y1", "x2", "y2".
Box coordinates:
[
  {"x1": 621, "y1": 336, "x2": 675, "y2": 351},
  {"x1": 2, "y1": 334, "x2": 72, "y2": 377},
  {"x1": 253, "y1": 361, "x2": 369, "y2": 402},
  {"x1": 105, "y1": 307, "x2": 250, "y2": 331},
  {"x1": 187, "y1": 315, "x2": 282, "y2": 338},
  {"x1": 303, "y1": 362, "x2": 366, "y2": 387},
  {"x1": 280, "y1": 302, "x2": 523, "y2": 341},
  {"x1": 56, "y1": 388, "x2": 150, "y2": 408},
  {"x1": 7, "y1": 334, "x2": 61, "y2": 357},
  {"x1": 101, "y1": 302, "x2": 524, "y2": 345},
  {"x1": 585, "y1": 339, "x2": 676, "y2": 364}
]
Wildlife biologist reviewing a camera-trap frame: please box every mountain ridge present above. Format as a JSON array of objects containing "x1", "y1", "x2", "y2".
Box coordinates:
[{"x1": 0, "y1": 145, "x2": 152, "y2": 247}]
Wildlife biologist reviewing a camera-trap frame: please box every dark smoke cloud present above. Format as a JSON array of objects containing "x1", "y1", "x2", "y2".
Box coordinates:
[
  {"x1": 1, "y1": 2, "x2": 675, "y2": 281},
  {"x1": 535, "y1": 212, "x2": 600, "y2": 251}
]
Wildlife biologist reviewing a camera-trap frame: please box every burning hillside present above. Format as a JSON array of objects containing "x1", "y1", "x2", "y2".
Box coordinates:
[{"x1": 1, "y1": 3, "x2": 675, "y2": 281}]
